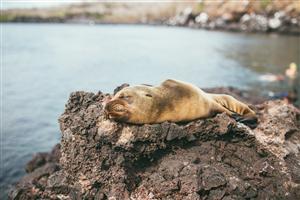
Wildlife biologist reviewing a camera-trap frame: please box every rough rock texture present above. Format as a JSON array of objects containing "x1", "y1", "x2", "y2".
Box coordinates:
[
  {"x1": 9, "y1": 144, "x2": 61, "y2": 200},
  {"x1": 9, "y1": 88, "x2": 300, "y2": 199},
  {"x1": 167, "y1": 6, "x2": 300, "y2": 35},
  {"x1": 25, "y1": 144, "x2": 61, "y2": 173}
]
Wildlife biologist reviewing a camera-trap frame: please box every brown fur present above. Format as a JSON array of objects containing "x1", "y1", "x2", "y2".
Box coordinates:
[{"x1": 105, "y1": 79, "x2": 256, "y2": 124}]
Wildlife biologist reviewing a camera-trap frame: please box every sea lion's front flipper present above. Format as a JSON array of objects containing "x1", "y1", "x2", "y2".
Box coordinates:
[{"x1": 231, "y1": 113, "x2": 258, "y2": 128}]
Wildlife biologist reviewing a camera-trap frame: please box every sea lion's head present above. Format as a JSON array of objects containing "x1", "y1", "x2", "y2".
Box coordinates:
[{"x1": 104, "y1": 85, "x2": 156, "y2": 124}]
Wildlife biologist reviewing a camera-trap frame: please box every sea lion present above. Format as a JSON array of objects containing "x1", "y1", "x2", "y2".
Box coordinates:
[{"x1": 104, "y1": 79, "x2": 256, "y2": 124}]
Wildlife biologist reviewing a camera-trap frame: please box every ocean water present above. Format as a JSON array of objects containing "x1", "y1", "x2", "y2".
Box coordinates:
[{"x1": 1, "y1": 24, "x2": 299, "y2": 198}]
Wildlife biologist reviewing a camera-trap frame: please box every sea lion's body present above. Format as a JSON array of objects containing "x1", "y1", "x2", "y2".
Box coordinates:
[{"x1": 105, "y1": 79, "x2": 256, "y2": 124}]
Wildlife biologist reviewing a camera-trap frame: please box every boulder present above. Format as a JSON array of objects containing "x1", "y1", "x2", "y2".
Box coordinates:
[{"x1": 9, "y1": 87, "x2": 300, "y2": 199}]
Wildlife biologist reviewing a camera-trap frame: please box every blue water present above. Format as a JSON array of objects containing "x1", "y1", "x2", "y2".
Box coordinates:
[{"x1": 1, "y1": 24, "x2": 299, "y2": 198}]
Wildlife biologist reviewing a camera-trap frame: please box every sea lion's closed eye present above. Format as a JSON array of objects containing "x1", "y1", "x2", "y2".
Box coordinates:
[
  {"x1": 145, "y1": 94, "x2": 152, "y2": 97},
  {"x1": 119, "y1": 95, "x2": 131, "y2": 99},
  {"x1": 119, "y1": 95, "x2": 133, "y2": 104}
]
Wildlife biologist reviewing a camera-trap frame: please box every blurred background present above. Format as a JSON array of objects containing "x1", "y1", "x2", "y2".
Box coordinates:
[{"x1": 1, "y1": 0, "x2": 300, "y2": 199}]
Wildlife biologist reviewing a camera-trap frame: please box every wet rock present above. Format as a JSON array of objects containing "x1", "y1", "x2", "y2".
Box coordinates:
[
  {"x1": 9, "y1": 87, "x2": 300, "y2": 199},
  {"x1": 9, "y1": 163, "x2": 60, "y2": 199},
  {"x1": 25, "y1": 144, "x2": 61, "y2": 173}
]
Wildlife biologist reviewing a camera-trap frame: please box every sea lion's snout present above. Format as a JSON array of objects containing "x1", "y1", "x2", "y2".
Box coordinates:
[{"x1": 104, "y1": 99, "x2": 130, "y2": 122}]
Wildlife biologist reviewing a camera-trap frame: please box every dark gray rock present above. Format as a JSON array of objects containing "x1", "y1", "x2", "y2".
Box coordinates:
[{"x1": 9, "y1": 88, "x2": 300, "y2": 199}]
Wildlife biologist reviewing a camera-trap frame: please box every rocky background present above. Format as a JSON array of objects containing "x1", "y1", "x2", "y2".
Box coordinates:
[
  {"x1": 2, "y1": 0, "x2": 300, "y2": 35},
  {"x1": 9, "y1": 86, "x2": 300, "y2": 199}
]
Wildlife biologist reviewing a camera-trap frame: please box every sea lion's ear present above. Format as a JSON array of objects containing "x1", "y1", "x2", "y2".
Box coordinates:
[
  {"x1": 113, "y1": 83, "x2": 130, "y2": 95},
  {"x1": 141, "y1": 84, "x2": 153, "y2": 87}
]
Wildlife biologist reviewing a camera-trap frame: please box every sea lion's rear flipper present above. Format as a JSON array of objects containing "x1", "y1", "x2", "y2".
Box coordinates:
[{"x1": 210, "y1": 94, "x2": 257, "y2": 121}]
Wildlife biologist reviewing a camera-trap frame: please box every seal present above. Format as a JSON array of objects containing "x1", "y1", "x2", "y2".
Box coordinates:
[{"x1": 105, "y1": 79, "x2": 256, "y2": 124}]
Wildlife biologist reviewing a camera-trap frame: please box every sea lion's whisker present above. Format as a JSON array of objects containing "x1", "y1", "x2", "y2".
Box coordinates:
[{"x1": 112, "y1": 104, "x2": 125, "y2": 112}]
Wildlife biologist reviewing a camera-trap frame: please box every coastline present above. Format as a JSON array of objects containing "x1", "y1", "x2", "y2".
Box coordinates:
[
  {"x1": 1, "y1": 1, "x2": 300, "y2": 35},
  {"x1": 2, "y1": 22, "x2": 300, "y2": 37}
]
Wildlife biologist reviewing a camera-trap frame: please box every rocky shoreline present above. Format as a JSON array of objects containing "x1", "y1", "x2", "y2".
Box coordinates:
[
  {"x1": 9, "y1": 86, "x2": 300, "y2": 199},
  {"x1": 2, "y1": 1, "x2": 300, "y2": 35},
  {"x1": 166, "y1": 7, "x2": 300, "y2": 35}
]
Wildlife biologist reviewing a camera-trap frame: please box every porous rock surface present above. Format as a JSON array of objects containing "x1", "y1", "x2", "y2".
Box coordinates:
[{"x1": 9, "y1": 88, "x2": 300, "y2": 199}]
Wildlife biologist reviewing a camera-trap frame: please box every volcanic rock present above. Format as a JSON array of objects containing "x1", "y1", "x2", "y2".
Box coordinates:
[{"x1": 9, "y1": 87, "x2": 300, "y2": 199}]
